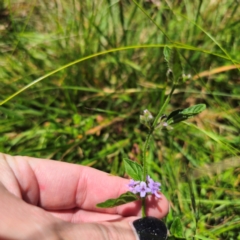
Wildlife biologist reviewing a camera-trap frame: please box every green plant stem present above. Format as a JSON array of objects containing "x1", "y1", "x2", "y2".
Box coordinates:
[
  {"x1": 142, "y1": 84, "x2": 175, "y2": 178},
  {"x1": 142, "y1": 129, "x2": 152, "y2": 181},
  {"x1": 152, "y1": 84, "x2": 175, "y2": 128},
  {"x1": 141, "y1": 198, "x2": 146, "y2": 217},
  {"x1": 141, "y1": 84, "x2": 176, "y2": 217}
]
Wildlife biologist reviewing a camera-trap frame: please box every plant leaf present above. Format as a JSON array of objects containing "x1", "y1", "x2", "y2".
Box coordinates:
[
  {"x1": 166, "y1": 104, "x2": 206, "y2": 125},
  {"x1": 96, "y1": 191, "x2": 139, "y2": 208},
  {"x1": 181, "y1": 104, "x2": 206, "y2": 115},
  {"x1": 170, "y1": 217, "x2": 185, "y2": 239},
  {"x1": 123, "y1": 158, "x2": 143, "y2": 181},
  {"x1": 163, "y1": 46, "x2": 171, "y2": 63}
]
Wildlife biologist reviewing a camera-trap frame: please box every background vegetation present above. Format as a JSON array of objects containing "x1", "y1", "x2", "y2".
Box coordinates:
[{"x1": 0, "y1": 0, "x2": 239, "y2": 239}]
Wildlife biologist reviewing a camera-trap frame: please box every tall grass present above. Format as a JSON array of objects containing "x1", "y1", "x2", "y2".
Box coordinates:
[{"x1": 0, "y1": 0, "x2": 239, "y2": 239}]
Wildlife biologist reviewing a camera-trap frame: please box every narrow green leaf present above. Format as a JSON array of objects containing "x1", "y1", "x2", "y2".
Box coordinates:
[
  {"x1": 123, "y1": 158, "x2": 143, "y2": 181},
  {"x1": 166, "y1": 109, "x2": 182, "y2": 121},
  {"x1": 172, "y1": 49, "x2": 183, "y2": 84},
  {"x1": 170, "y1": 217, "x2": 185, "y2": 238},
  {"x1": 163, "y1": 46, "x2": 171, "y2": 63},
  {"x1": 166, "y1": 104, "x2": 206, "y2": 125},
  {"x1": 96, "y1": 191, "x2": 139, "y2": 208},
  {"x1": 166, "y1": 108, "x2": 187, "y2": 125},
  {"x1": 181, "y1": 104, "x2": 206, "y2": 115}
]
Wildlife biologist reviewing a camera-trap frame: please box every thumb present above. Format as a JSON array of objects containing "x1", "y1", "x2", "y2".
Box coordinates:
[{"x1": 60, "y1": 217, "x2": 139, "y2": 240}]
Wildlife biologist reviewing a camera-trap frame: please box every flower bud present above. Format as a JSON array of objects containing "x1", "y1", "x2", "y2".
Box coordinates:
[{"x1": 140, "y1": 109, "x2": 154, "y2": 129}]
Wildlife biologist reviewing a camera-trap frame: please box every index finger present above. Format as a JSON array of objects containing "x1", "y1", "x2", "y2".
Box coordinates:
[{"x1": 21, "y1": 155, "x2": 168, "y2": 218}]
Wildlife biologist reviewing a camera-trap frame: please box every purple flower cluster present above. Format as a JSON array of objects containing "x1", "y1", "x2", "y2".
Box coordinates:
[{"x1": 128, "y1": 176, "x2": 161, "y2": 198}]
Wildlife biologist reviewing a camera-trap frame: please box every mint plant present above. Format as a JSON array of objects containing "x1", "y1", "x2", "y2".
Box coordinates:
[{"x1": 96, "y1": 47, "x2": 206, "y2": 220}]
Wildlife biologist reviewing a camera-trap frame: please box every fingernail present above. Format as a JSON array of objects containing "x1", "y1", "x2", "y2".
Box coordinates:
[{"x1": 133, "y1": 217, "x2": 168, "y2": 240}]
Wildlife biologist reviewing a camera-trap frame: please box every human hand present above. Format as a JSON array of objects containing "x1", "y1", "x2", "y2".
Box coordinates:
[{"x1": 0, "y1": 153, "x2": 169, "y2": 240}]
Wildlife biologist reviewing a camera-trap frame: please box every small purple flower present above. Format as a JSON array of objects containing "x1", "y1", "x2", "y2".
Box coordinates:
[
  {"x1": 128, "y1": 176, "x2": 162, "y2": 198},
  {"x1": 128, "y1": 179, "x2": 140, "y2": 194},
  {"x1": 135, "y1": 181, "x2": 151, "y2": 198},
  {"x1": 147, "y1": 175, "x2": 162, "y2": 198},
  {"x1": 128, "y1": 179, "x2": 139, "y2": 187},
  {"x1": 146, "y1": 175, "x2": 153, "y2": 183}
]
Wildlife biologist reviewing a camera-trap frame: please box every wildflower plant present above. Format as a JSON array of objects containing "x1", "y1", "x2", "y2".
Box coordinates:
[{"x1": 96, "y1": 47, "x2": 206, "y2": 221}]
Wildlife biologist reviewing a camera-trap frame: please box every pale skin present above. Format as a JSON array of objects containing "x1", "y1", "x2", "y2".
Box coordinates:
[{"x1": 0, "y1": 153, "x2": 169, "y2": 240}]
